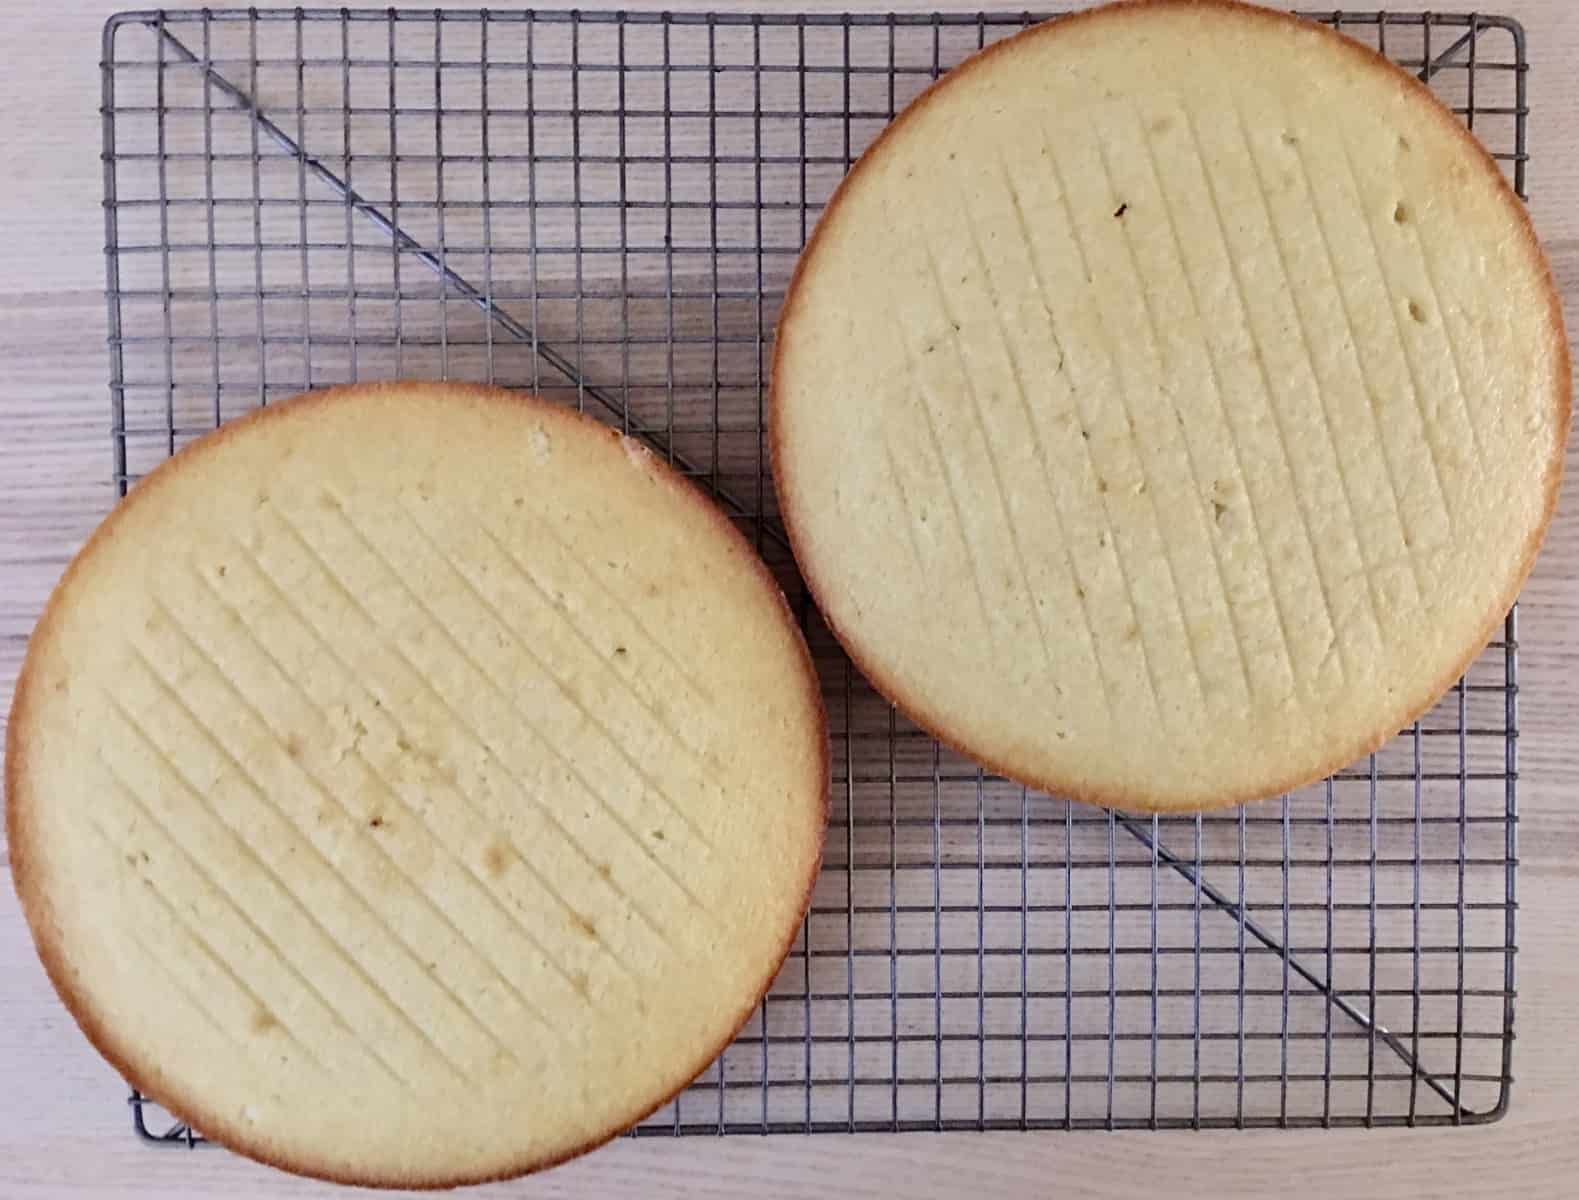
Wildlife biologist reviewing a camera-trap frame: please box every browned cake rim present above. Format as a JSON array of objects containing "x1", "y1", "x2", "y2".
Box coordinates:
[
  {"x1": 769, "y1": 0, "x2": 1568, "y2": 814},
  {"x1": 6, "y1": 380, "x2": 831, "y2": 1188}
]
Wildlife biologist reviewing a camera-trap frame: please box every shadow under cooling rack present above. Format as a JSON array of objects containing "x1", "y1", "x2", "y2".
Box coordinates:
[{"x1": 105, "y1": 7, "x2": 1521, "y2": 1143}]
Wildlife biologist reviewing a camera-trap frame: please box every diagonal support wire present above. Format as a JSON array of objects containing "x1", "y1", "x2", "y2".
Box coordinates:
[
  {"x1": 1418, "y1": 28, "x2": 1478, "y2": 81},
  {"x1": 143, "y1": 19, "x2": 792, "y2": 554},
  {"x1": 1116, "y1": 816, "x2": 1474, "y2": 1117}
]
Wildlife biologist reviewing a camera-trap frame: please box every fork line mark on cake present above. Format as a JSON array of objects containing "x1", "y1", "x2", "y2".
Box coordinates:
[
  {"x1": 120, "y1": 644, "x2": 498, "y2": 1079},
  {"x1": 1274, "y1": 101, "x2": 1430, "y2": 611},
  {"x1": 254, "y1": 511, "x2": 683, "y2": 953},
  {"x1": 879, "y1": 437, "x2": 929, "y2": 580},
  {"x1": 462, "y1": 510, "x2": 719, "y2": 844},
  {"x1": 918, "y1": 235, "x2": 1055, "y2": 677},
  {"x1": 1129, "y1": 112, "x2": 1303, "y2": 699},
  {"x1": 386, "y1": 499, "x2": 716, "y2": 858},
  {"x1": 1382, "y1": 139, "x2": 1492, "y2": 483},
  {"x1": 1331, "y1": 124, "x2": 1458, "y2": 530},
  {"x1": 1227, "y1": 99, "x2": 1388, "y2": 659},
  {"x1": 957, "y1": 176, "x2": 1118, "y2": 724},
  {"x1": 1038, "y1": 121, "x2": 1191, "y2": 726},
  {"x1": 96, "y1": 701, "x2": 428, "y2": 1089},
  {"x1": 1177, "y1": 102, "x2": 1342, "y2": 692},
  {"x1": 222, "y1": 532, "x2": 669, "y2": 953},
  {"x1": 528, "y1": 514, "x2": 716, "y2": 707},
  {"x1": 1120, "y1": 106, "x2": 1262, "y2": 706},
  {"x1": 216, "y1": 537, "x2": 671, "y2": 976},
  {"x1": 1404, "y1": 211, "x2": 1498, "y2": 499},
  {"x1": 1091, "y1": 120, "x2": 1258, "y2": 712},
  {"x1": 148, "y1": 594, "x2": 561, "y2": 1037},
  {"x1": 282, "y1": 501, "x2": 709, "y2": 920},
  {"x1": 84, "y1": 813, "x2": 334, "y2": 1078},
  {"x1": 344, "y1": 747, "x2": 596, "y2": 1009},
  {"x1": 1178, "y1": 102, "x2": 1348, "y2": 685},
  {"x1": 1085, "y1": 126, "x2": 1224, "y2": 708},
  {"x1": 997, "y1": 151, "x2": 1127, "y2": 729},
  {"x1": 876, "y1": 161, "x2": 998, "y2": 653},
  {"x1": 95, "y1": 764, "x2": 409, "y2": 1088},
  {"x1": 892, "y1": 314, "x2": 998, "y2": 654},
  {"x1": 468, "y1": 514, "x2": 710, "y2": 762},
  {"x1": 166, "y1": 581, "x2": 573, "y2": 994},
  {"x1": 129, "y1": 629, "x2": 536, "y2": 1062}
]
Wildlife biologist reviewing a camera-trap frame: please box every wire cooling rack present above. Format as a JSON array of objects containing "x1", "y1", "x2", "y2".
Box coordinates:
[{"x1": 102, "y1": 7, "x2": 1523, "y2": 1140}]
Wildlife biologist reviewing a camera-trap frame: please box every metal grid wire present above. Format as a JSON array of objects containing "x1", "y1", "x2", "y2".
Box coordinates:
[{"x1": 101, "y1": 7, "x2": 1522, "y2": 1141}]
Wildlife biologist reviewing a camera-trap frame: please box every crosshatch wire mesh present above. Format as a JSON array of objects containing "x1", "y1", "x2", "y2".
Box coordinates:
[{"x1": 100, "y1": 6, "x2": 1522, "y2": 1142}]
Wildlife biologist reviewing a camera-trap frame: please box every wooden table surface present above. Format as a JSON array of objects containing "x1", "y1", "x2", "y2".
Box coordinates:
[{"x1": 3, "y1": 1, "x2": 1577, "y2": 1196}]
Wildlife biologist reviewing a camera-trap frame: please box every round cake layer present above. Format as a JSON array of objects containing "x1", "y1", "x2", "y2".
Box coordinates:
[
  {"x1": 8, "y1": 381, "x2": 828, "y2": 1186},
  {"x1": 771, "y1": 0, "x2": 1566, "y2": 811}
]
